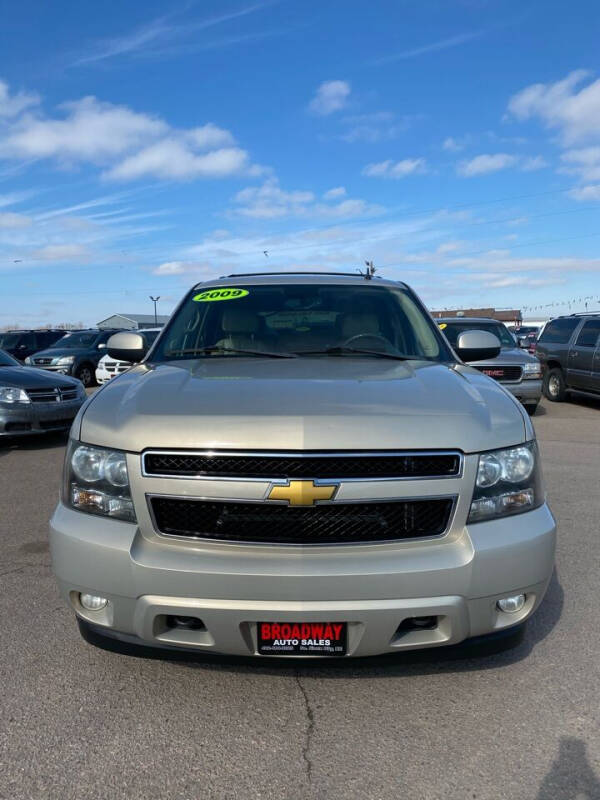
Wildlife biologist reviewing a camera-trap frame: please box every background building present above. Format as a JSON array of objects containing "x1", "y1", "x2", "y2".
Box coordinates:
[
  {"x1": 430, "y1": 308, "x2": 522, "y2": 324},
  {"x1": 96, "y1": 313, "x2": 170, "y2": 330}
]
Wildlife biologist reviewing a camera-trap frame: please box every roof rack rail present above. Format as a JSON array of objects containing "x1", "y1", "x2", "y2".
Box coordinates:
[
  {"x1": 221, "y1": 271, "x2": 378, "y2": 279},
  {"x1": 568, "y1": 310, "x2": 600, "y2": 316}
]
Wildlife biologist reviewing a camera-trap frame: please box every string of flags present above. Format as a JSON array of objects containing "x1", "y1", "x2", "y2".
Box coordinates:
[{"x1": 521, "y1": 295, "x2": 600, "y2": 313}]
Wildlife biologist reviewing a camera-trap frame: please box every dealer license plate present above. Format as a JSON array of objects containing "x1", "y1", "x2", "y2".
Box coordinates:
[{"x1": 257, "y1": 622, "x2": 347, "y2": 656}]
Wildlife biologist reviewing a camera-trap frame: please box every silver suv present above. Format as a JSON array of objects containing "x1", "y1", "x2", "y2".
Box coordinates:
[
  {"x1": 437, "y1": 318, "x2": 543, "y2": 415},
  {"x1": 50, "y1": 273, "x2": 556, "y2": 658}
]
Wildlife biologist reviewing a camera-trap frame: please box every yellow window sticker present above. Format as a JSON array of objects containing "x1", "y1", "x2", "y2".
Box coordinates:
[
  {"x1": 438, "y1": 323, "x2": 447, "y2": 329},
  {"x1": 193, "y1": 288, "x2": 249, "y2": 302}
]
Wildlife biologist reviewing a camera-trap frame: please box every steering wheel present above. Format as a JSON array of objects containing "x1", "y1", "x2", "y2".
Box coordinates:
[{"x1": 341, "y1": 333, "x2": 392, "y2": 349}]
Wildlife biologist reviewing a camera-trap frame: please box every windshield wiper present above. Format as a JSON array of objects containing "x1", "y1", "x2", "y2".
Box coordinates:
[
  {"x1": 165, "y1": 345, "x2": 297, "y2": 359},
  {"x1": 295, "y1": 346, "x2": 412, "y2": 361}
]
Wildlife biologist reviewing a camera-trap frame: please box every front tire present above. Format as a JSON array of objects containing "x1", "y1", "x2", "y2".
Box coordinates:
[
  {"x1": 75, "y1": 363, "x2": 95, "y2": 387},
  {"x1": 543, "y1": 368, "x2": 566, "y2": 402}
]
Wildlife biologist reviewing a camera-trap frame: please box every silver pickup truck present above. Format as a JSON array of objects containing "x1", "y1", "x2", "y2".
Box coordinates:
[{"x1": 50, "y1": 273, "x2": 556, "y2": 659}]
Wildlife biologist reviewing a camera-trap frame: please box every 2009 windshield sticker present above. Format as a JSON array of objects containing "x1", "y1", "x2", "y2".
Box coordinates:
[
  {"x1": 438, "y1": 323, "x2": 447, "y2": 329},
  {"x1": 193, "y1": 288, "x2": 249, "y2": 302}
]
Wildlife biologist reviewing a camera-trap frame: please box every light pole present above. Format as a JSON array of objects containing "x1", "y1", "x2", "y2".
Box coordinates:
[{"x1": 150, "y1": 296, "x2": 160, "y2": 326}]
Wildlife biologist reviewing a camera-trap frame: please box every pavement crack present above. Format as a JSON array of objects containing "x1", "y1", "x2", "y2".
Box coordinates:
[{"x1": 295, "y1": 672, "x2": 315, "y2": 786}]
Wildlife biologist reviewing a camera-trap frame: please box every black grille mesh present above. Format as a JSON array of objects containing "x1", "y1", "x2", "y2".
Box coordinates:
[
  {"x1": 144, "y1": 452, "x2": 460, "y2": 479},
  {"x1": 473, "y1": 365, "x2": 522, "y2": 382},
  {"x1": 150, "y1": 497, "x2": 454, "y2": 544}
]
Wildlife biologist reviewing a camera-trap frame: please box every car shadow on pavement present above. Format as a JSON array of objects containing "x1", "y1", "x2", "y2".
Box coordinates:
[
  {"x1": 536, "y1": 737, "x2": 600, "y2": 799},
  {"x1": 566, "y1": 394, "x2": 600, "y2": 412},
  {"x1": 85, "y1": 568, "x2": 564, "y2": 677},
  {"x1": 0, "y1": 431, "x2": 69, "y2": 456}
]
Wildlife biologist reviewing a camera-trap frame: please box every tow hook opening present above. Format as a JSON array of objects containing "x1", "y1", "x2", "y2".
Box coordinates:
[
  {"x1": 394, "y1": 616, "x2": 438, "y2": 637},
  {"x1": 165, "y1": 615, "x2": 206, "y2": 631}
]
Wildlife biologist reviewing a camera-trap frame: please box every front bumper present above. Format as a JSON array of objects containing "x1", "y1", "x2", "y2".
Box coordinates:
[
  {"x1": 32, "y1": 363, "x2": 75, "y2": 375},
  {"x1": 503, "y1": 379, "x2": 542, "y2": 405},
  {"x1": 50, "y1": 501, "x2": 556, "y2": 657},
  {"x1": 0, "y1": 398, "x2": 83, "y2": 436}
]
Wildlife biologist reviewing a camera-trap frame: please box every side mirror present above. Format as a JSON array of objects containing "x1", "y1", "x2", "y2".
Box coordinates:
[
  {"x1": 107, "y1": 332, "x2": 147, "y2": 363},
  {"x1": 455, "y1": 330, "x2": 501, "y2": 362}
]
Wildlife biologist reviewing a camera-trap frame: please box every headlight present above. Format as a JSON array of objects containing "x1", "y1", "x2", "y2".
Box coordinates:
[
  {"x1": 522, "y1": 362, "x2": 542, "y2": 380},
  {"x1": 24, "y1": 356, "x2": 32, "y2": 365},
  {"x1": 469, "y1": 441, "x2": 543, "y2": 523},
  {"x1": 0, "y1": 386, "x2": 30, "y2": 404},
  {"x1": 56, "y1": 355, "x2": 75, "y2": 365},
  {"x1": 64, "y1": 441, "x2": 136, "y2": 522}
]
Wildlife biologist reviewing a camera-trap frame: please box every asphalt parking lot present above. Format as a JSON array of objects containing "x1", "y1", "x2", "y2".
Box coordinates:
[{"x1": 1, "y1": 396, "x2": 599, "y2": 800}]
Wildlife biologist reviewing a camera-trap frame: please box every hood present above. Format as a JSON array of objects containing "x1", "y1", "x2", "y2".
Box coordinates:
[
  {"x1": 78, "y1": 358, "x2": 528, "y2": 454},
  {"x1": 469, "y1": 346, "x2": 539, "y2": 366},
  {"x1": 0, "y1": 366, "x2": 80, "y2": 389}
]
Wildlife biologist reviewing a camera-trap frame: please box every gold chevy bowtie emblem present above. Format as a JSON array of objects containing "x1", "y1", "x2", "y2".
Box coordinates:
[{"x1": 267, "y1": 480, "x2": 338, "y2": 506}]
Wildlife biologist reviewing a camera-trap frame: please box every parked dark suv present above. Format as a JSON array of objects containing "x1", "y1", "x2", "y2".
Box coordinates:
[
  {"x1": 536, "y1": 313, "x2": 600, "y2": 402},
  {"x1": 26, "y1": 329, "x2": 123, "y2": 387},
  {"x1": 0, "y1": 329, "x2": 67, "y2": 362}
]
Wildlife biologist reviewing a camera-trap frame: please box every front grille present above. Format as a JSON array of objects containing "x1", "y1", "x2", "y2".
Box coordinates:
[
  {"x1": 473, "y1": 365, "x2": 522, "y2": 382},
  {"x1": 26, "y1": 387, "x2": 78, "y2": 403},
  {"x1": 143, "y1": 451, "x2": 461, "y2": 480},
  {"x1": 149, "y1": 496, "x2": 455, "y2": 544},
  {"x1": 33, "y1": 358, "x2": 53, "y2": 365}
]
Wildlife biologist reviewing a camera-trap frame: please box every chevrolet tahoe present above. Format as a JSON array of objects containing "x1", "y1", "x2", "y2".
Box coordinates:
[{"x1": 50, "y1": 273, "x2": 556, "y2": 658}]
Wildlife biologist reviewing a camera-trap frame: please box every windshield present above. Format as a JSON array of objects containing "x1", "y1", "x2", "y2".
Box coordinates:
[
  {"x1": 0, "y1": 333, "x2": 22, "y2": 349},
  {"x1": 440, "y1": 321, "x2": 516, "y2": 349},
  {"x1": 0, "y1": 348, "x2": 20, "y2": 366},
  {"x1": 50, "y1": 331, "x2": 98, "y2": 349},
  {"x1": 152, "y1": 283, "x2": 449, "y2": 362}
]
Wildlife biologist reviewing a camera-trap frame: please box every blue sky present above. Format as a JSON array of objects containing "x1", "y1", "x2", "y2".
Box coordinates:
[{"x1": 1, "y1": 0, "x2": 599, "y2": 327}]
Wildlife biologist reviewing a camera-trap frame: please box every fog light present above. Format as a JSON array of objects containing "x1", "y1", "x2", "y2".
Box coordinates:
[
  {"x1": 80, "y1": 593, "x2": 108, "y2": 611},
  {"x1": 497, "y1": 594, "x2": 525, "y2": 613}
]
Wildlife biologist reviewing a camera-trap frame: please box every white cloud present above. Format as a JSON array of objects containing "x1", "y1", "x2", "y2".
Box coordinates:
[
  {"x1": 0, "y1": 96, "x2": 166, "y2": 162},
  {"x1": 0, "y1": 81, "x2": 259, "y2": 183},
  {"x1": 568, "y1": 184, "x2": 600, "y2": 201},
  {"x1": 153, "y1": 260, "x2": 213, "y2": 276},
  {"x1": 442, "y1": 137, "x2": 464, "y2": 152},
  {"x1": 436, "y1": 241, "x2": 463, "y2": 254},
  {"x1": 362, "y1": 158, "x2": 427, "y2": 178},
  {"x1": 339, "y1": 112, "x2": 416, "y2": 143},
  {"x1": 521, "y1": 155, "x2": 548, "y2": 171},
  {"x1": 323, "y1": 186, "x2": 346, "y2": 200},
  {"x1": 183, "y1": 214, "x2": 451, "y2": 272},
  {"x1": 373, "y1": 32, "x2": 482, "y2": 64},
  {"x1": 107, "y1": 141, "x2": 249, "y2": 180},
  {"x1": 450, "y1": 254, "x2": 600, "y2": 274},
  {"x1": 0, "y1": 79, "x2": 39, "y2": 117},
  {"x1": 72, "y1": 5, "x2": 271, "y2": 65},
  {"x1": 233, "y1": 179, "x2": 315, "y2": 218},
  {"x1": 230, "y1": 178, "x2": 380, "y2": 220},
  {"x1": 560, "y1": 146, "x2": 600, "y2": 183},
  {"x1": 0, "y1": 212, "x2": 31, "y2": 229},
  {"x1": 457, "y1": 153, "x2": 518, "y2": 176},
  {"x1": 308, "y1": 80, "x2": 351, "y2": 116},
  {"x1": 507, "y1": 70, "x2": 600, "y2": 145},
  {"x1": 31, "y1": 244, "x2": 89, "y2": 261}
]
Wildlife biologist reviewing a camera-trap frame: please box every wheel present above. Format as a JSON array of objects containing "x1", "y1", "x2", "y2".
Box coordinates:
[
  {"x1": 75, "y1": 364, "x2": 95, "y2": 387},
  {"x1": 543, "y1": 368, "x2": 566, "y2": 402},
  {"x1": 524, "y1": 403, "x2": 538, "y2": 416}
]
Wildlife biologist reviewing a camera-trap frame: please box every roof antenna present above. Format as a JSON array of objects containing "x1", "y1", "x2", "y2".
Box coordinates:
[{"x1": 360, "y1": 260, "x2": 376, "y2": 280}]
